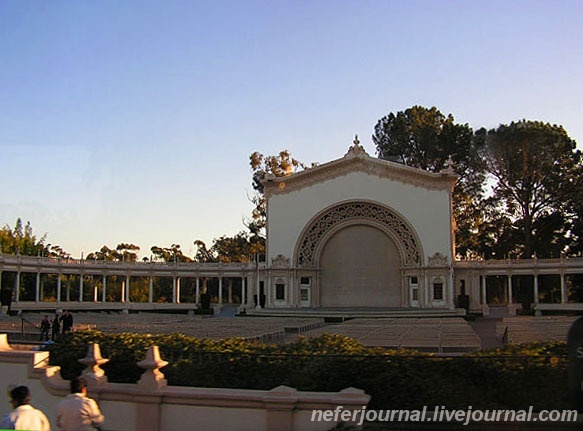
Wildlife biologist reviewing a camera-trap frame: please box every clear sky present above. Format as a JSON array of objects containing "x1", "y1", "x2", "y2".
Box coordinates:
[{"x1": 1, "y1": 0, "x2": 582, "y2": 259}]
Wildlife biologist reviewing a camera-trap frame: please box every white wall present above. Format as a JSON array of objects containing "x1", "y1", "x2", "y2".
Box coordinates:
[{"x1": 268, "y1": 171, "x2": 452, "y2": 264}]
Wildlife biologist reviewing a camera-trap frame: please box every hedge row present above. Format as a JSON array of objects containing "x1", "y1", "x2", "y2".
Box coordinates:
[{"x1": 45, "y1": 331, "x2": 568, "y2": 410}]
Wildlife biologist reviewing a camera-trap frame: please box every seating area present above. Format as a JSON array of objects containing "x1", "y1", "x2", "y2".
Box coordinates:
[
  {"x1": 5, "y1": 312, "x2": 580, "y2": 351},
  {"x1": 11, "y1": 312, "x2": 326, "y2": 344},
  {"x1": 302, "y1": 317, "x2": 482, "y2": 352},
  {"x1": 496, "y1": 315, "x2": 579, "y2": 344}
]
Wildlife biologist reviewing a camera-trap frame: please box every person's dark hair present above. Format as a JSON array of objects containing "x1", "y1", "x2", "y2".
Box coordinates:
[
  {"x1": 10, "y1": 386, "x2": 30, "y2": 406},
  {"x1": 70, "y1": 376, "x2": 87, "y2": 394}
]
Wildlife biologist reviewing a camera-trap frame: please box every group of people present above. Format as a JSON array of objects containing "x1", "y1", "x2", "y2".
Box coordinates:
[
  {"x1": 40, "y1": 310, "x2": 74, "y2": 341},
  {"x1": 0, "y1": 377, "x2": 104, "y2": 431}
]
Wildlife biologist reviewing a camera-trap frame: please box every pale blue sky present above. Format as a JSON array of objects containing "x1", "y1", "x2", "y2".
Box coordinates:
[{"x1": 1, "y1": 0, "x2": 582, "y2": 258}]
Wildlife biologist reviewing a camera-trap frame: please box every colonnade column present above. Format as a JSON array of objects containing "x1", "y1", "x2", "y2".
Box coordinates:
[
  {"x1": 121, "y1": 279, "x2": 126, "y2": 303},
  {"x1": 14, "y1": 272, "x2": 20, "y2": 303},
  {"x1": 57, "y1": 275, "x2": 62, "y2": 303},
  {"x1": 560, "y1": 272, "x2": 566, "y2": 304},
  {"x1": 481, "y1": 275, "x2": 486, "y2": 305},
  {"x1": 79, "y1": 275, "x2": 84, "y2": 302},
  {"x1": 101, "y1": 274, "x2": 107, "y2": 303},
  {"x1": 176, "y1": 277, "x2": 181, "y2": 304},
  {"x1": 148, "y1": 276, "x2": 153, "y2": 303},
  {"x1": 241, "y1": 276, "x2": 246, "y2": 306},
  {"x1": 93, "y1": 279, "x2": 98, "y2": 302},
  {"x1": 533, "y1": 274, "x2": 539, "y2": 305},
  {"x1": 507, "y1": 274, "x2": 513, "y2": 304},
  {"x1": 218, "y1": 277, "x2": 223, "y2": 305},
  {"x1": 125, "y1": 275, "x2": 131, "y2": 303},
  {"x1": 195, "y1": 277, "x2": 200, "y2": 304},
  {"x1": 35, "y1": 272, "x2": 40, "y2": 303},
  {"x1": 172, "y1": 277, "x2": 177, "y2": 303}
]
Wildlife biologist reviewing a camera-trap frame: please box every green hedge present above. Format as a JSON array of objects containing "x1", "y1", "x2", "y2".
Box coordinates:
[{"x1": 46, "y1": 331, "x2": 568, "y2": 410}]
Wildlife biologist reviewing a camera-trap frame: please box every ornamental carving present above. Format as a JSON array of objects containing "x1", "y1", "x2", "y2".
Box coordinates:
[
  {"x1": 296, "y1": 202, "x2": 422, "y2": 268},
  {"x1": 271, "y1": 254, "x2": 290, "y2": 268},
  {"x1": 428, "y1": 252, "x2": 449, "y2": 267}
]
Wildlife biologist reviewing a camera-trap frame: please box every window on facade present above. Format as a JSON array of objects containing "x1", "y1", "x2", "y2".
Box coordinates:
[
  {"x1": 275, "y1": 283, "x2": 285, "y2": 300},
  {"x1": 410, "y1": 276, "x2": 418, "y2": 285},
  {"x1": 433, "y1": 281, "x2": 444, "y2": 301},
  {"x1": 300, "y1": 277, "x2": 311, "y2": 285}
]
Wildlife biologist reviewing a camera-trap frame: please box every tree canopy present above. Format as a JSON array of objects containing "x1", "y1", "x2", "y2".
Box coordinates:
[
  {"x1": 0, "y1": 218, "x2": 48, "y2": 256},
  {"x1": 373, "y1": 107, "x2": 582, "y2": 259}
]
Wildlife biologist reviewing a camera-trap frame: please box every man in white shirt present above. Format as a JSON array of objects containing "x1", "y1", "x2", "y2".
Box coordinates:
[
  {"x1": 0, "y1": 385, "x2": 50, "y2": 431},
  {"x1": 56, "y1": 377, "x2": 104, "y2": 431}
]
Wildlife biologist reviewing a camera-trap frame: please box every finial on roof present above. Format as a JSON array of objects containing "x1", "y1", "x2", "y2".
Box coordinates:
[{"x1": 344, "y1": 134, "x2": 369, "y2": 158}]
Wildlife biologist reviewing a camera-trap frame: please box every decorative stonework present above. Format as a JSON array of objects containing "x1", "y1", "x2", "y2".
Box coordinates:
[
  {"x1": 263, "y1": 138, "x2": 457, "y2": 198},
  {"x1": 137, "y1": 346, "x2": 168, "y2": 390},
  {"x1": 271, "y1": 254, "x2": 290, "y2": 268},
  {"x1": 79, "y1": 344, "x2": 109, "y2": 387},
  {"x1": 343, "y1": 135, "x2": 369, "y2": 158},
  {"x1": 428, "y1": 252, "x2": 449, "y2": 267},
  {"x1": 296, "y1": 201, "x2": 422, "y2": 267}
]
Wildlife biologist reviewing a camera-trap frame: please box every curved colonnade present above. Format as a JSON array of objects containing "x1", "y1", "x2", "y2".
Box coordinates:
[{"x1": 0, "y1": 254, "x2": 262, "y2": 311}]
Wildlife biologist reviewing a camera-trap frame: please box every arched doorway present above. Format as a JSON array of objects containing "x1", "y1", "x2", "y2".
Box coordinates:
[
  {"x1": 294, "y1": 200, "x2": 423, "y2": 308},
  {"x1": 319, "y1": 224, "x2": 401, "y2": 307}
]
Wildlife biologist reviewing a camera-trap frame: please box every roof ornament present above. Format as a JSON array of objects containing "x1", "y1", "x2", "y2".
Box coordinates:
[{"x1": 344, "y1": 134, "x2": 369, "y2": 158}]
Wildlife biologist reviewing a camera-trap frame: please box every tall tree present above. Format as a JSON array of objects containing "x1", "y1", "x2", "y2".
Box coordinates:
[
  {"x1": 248, "y1": 150, "x2": 306, "y2": 256},
  {"x1": 0, "y1": 218, "x2": 48, "y2": 256},
  {"x1": 373, "y1": 106, "x2": 486, "y2": 257},
  {"x1": 479, "y1": 120, "x2": 582, "y2": 258}
]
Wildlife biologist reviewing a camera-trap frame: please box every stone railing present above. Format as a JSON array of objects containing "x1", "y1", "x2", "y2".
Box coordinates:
[{"x1": 0, "y1": 334, "x2": 369, "y2": 431}]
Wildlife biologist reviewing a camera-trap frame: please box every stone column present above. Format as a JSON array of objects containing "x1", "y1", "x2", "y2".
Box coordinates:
[
  {"x1": 507, "y1": 274, "x2": 513, "y2": 304},
  {"x1": 172, "y1": 277, "x2": 177, "y2": 303},
  {"x1": 35, "y1": 272, "x2": 40, "y2": 303},
  {"x1": 533, "y1": 273, "x2": 539, "y2": 305},
  {"x1": 195, "y1": 277, "x2": 200, "y2": 304},
  {"x1": 481, "y1": 275, "x2": 487, "y2": 305},
  {"x1": 57, "y1": 275, "x2": 62, "y2": 303},
  {"x1": 102, "y1": 274, "x2": 107, "y2": 303},
  {"x1": 79, "y1": 275, "x2": 84, "y2": 302},
  {"x1": 176, "y1": 277, "x2": 181, "y2": 304},
  {"x1": 218, "y1": 276, "x2": 223, "y2": 305},
  {"x1": 561, "y1": 272, "x2": 567, "y2": 304},
  {"x1": 14, "y1": 272, "x2": 20, "y2": 303},
  {"x1": 148, "y1": 276, "x2": 154, "y2": 303},
  {"x1": 241, "y1": 276, "x2": 246, "y2": 306},
  {"x1": 125, "y1": 275, "x2": 131, "y2": 303},
  {"x1": 121, "y1": 279, "x2": 126, "y2": 303}
]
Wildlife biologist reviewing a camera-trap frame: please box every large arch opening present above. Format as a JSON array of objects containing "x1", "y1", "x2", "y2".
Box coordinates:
[{"x1": 319, "y1": 224, "x2": 402, "y2": 307}]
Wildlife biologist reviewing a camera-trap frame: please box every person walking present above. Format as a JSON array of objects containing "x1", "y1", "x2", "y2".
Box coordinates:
[
  {"x1": 0, "y1": 385, "x2": 50, "y2": 431},
  {"x1": 61, "y1": 310, "x2": 74, "y2": 332},
  {"x1": 52, "y1": 313, "x2": 61, "y2": 340},
  {"x1": 56, "y1": 376, "x2": 104, "y2": 431},
  {"x1": 39, "y1": 315, "x2": 51, "y2": 341}
]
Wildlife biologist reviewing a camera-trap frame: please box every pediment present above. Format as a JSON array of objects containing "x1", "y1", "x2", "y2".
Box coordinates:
[{"x1": 263, "y1": 137, "x2": 456, "y2": 197}]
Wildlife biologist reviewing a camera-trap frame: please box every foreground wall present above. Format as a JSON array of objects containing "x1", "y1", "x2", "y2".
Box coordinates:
[{"x1": 0, "y1": 334, "x2": 369, "y2": 431}]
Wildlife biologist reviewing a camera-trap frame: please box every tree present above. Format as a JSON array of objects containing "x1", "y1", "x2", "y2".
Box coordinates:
[
  {"x1": 247, "y1": 150, "x2": 306, "y2": 255},
  {"x1": 0, "y1": 218, "x2": 48, "y2": 256},
  {"x1": 87, "y1": 243, "x2": 140, "y2": 262},
  {"x1": 479, "y1": 120, "x2": 582, "y2": 258},
  {"x1": 193, "y1": 232, "x2": 262, "y2": 263},
  {"x1": 373, "y1": 106, "x2": 486, "y2": 257},
  {"x1": 150, "y1": 244, "x2": 192, "y2": 263}
]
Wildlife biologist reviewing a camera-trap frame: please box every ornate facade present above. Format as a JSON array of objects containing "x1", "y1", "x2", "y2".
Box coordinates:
[{"x1": 263, "y1": 137, "x2": 457, "y2": 310}]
